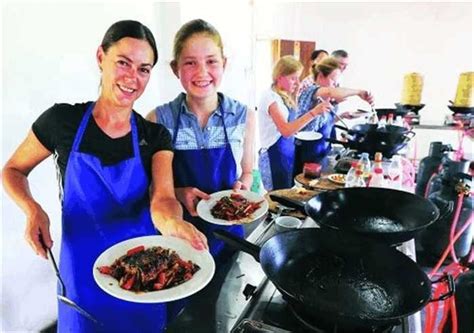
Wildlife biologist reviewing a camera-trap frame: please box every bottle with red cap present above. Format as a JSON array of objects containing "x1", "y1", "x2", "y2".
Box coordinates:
[{"x1": 344, "y1": 161, "x2": 359, "y2": 188}]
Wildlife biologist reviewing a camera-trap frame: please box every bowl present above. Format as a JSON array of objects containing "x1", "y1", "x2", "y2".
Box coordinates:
[{"x1": 275, "y1": 216, "x2": 302, "y2": 232}]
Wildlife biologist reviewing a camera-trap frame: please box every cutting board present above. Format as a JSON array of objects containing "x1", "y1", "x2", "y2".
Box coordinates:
[
  {"x1": 265, "y1": 187, "x2": 320, "y2": 218},
  {"x1": 294, "y1": 173, "x2": 345, "y2": 191}
]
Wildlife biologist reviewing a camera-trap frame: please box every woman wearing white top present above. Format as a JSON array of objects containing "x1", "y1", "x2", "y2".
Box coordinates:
[{"x1": 258, "y1": 55, "x2": 331, "y2": 191}]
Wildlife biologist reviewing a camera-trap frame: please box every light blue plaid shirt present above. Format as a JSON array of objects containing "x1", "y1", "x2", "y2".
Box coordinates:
[{"x1": 154, "y1": 93, "x2": 248, "y2": 176}]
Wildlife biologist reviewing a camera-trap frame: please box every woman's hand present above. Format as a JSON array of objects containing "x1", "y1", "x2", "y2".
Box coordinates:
[
  {"x1": 359, "y1": 91, "x2": 374, "y2": 106},
  {"x1": 25, "y1": 203, "x2": 52, "y2": 259},
  {"x1": 158, "y1": 218, "x2": 208, "y2": 251},
  {"x1": 175, "y1": 187, "x2": 211, "y2": 216}
]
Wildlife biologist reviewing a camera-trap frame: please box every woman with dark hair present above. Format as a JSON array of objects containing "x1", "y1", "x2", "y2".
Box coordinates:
[{"x1": 2, "y1": 20, "x2": 207, "y2": 332}]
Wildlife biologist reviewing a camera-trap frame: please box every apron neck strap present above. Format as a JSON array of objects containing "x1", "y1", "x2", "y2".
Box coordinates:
[{"x1": 72, "y1": 103, "x2": 140, "y2": 156}]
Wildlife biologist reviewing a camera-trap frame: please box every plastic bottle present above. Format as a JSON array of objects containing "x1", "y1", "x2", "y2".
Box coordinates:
[
  {"x1": 394, "y1": 115, "x2": 404, "y2": 127},
  {"x1": 369, "y1": 167, "x2": 386, "y2": 187},
  {"x1": 372, "y1": 152, "x2": 383, "y2": 171},
  {"x1": 350, "y1": 166, "x2": 367, "y2": 188},
  {"x1": 387, "y1": 113, "x2": 394, "y2": 125},
  {"x1": 358, "y1": 152, "x2": 372, "y2": 179},
  {"x1": 344, "y1": 161, "x2": 359, "y2": 188},
  {"x1": 387, "y1": 155, "x2": 403, "y2": 189},
  {"x1": 378, "y1": 115, "x2": 387, "y2": 129}
]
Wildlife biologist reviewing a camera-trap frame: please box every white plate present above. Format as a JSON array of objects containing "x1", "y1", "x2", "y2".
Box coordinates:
[
  {"x1": 93, "y1": 235, "x2": 215, "y2": 303},
  {"x1": 327, "y1": 173, "x2": 346, "y2": 185},
  {"x1": 294, "y1": 131, "x2": 323, "y2": 141},
  {"x1": 196, "y1": 190, "x2": 269, "y2": 225}
]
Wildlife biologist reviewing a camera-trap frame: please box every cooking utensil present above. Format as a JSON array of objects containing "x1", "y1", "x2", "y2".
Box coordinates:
[
  {"x1": 326, "y1": 123, "x2": 415, "y2": 157},
  {"x1": 309, "y1": 187, "x2": 446, "y2": 245},
  {"x1": 41, "y1": 237, "x2": 100, "y2": 325},
  {"x1": 271, "y1": 187, "x2": 444, "y2": 245},
  {"x1": 329, "y1": 108, "x2": 350, "y2": 130},
  {"x1": 214, "y1": 228, "x2": 454, "y2": 331}
]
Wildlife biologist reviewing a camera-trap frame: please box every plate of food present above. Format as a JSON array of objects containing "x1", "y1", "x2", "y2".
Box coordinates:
[
  {"x1": 327, "y1": 173, "x2": 346, "y2": 185},
  {"x1": 93, "y1": 235, "x2": 215, "y2": 303},
  {"x1": 196, "y1": 190, "x2": 269, "y2": 225},
  {"x1": 294, "y1": 131, "x2": 323, "y2": 141}
]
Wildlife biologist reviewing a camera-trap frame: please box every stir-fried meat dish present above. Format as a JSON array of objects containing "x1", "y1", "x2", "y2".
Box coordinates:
[
  {"x1": 211, "y1": 193, "x2": 263, "y2": 221},
  {"x1": 98, "y1": 245, "x2": 200, "y2": 292}
]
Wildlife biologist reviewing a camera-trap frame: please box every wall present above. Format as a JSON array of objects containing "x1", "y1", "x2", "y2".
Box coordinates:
[{"x1": 254, "y1": 2, "x2": 473, "y2": 125}]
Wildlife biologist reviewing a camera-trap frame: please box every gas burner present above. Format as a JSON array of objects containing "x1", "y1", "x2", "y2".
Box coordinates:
[
  {"x1": 445, "y1": 113, "x2": 474, "y2": 129},
  {"x1": 288, "y1": 304, "x2": 396, "y2": 333}
]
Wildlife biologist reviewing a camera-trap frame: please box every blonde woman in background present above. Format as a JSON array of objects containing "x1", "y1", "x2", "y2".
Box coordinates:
[{"x1": 258, "y1": 55, "x2": 332, "y2": 191}]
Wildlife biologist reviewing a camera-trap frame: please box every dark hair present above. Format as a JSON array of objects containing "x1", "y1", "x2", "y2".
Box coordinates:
[
  {"x1": 331, "y1": 49, "x2": 349, "y2": 58},
  {"x1": 311, "y1": 49, "x2": 328, "y2": 61},
  {"x1": 172, "y1": 19, "x2": 223, "y2": 62},
  {"x1": 101, "y1": 20, "x2": 158, "y2": 66}
]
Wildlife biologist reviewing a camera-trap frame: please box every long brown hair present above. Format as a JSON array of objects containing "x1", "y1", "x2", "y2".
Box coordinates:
[{"x1": 272, "y1": 55, "x2": 303, "y2": 109}]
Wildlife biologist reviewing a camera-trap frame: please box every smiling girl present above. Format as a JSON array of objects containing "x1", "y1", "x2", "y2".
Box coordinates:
[{"x1": 147, "y1": 19, "x2": 255, "y2": 263}]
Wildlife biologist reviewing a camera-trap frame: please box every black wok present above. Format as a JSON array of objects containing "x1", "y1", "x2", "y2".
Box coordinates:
[
  {"x1": 307, "y1": 188, "x2": 442, "y2": 245},
  {"x1": 326, "y1": 137, "x2": 408, "y2": 158},
  {"x1": 214, "y1": 228, "x2": 453, "y2": 332},
  {"x1": 335, "y1": 123, "x2": 413, "y2": 143}
]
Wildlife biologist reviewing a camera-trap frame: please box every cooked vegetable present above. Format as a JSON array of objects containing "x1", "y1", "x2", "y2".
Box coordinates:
[
  {"x1": 97, "y1": 246, "x2": 200, "y2": 293},
  {"x1": 210, "y1": 193, "x2": 263, "y2": 221}
]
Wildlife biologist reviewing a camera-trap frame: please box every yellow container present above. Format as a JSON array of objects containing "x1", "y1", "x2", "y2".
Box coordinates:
[
  {"x1": 401, "y1": 72, "x2": 423, "y2": 105},
  {"x1": 453, "y1": 72, "x2": 474, "y2": 107}
]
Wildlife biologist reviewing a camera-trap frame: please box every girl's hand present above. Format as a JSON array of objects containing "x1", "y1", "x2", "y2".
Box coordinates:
[
  {"x1": 175, "y1": 187, "x2": 211, "y2": 216},
  {"x1": 233, "y1": 180, "x2": 248, "y2": 191},
  {"x1": 25, "y1": 203, "x2": 52, "y2": 259},
  {"x1": 159, "y1": 218, "x2": 208, "y2": 250},
  {"x1": 310, "y1": 101, "x2": 332, "y2": 117}
]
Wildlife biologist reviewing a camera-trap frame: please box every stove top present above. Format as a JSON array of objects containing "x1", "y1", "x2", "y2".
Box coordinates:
[{"x1": 230, "y1": 219, "x2": 419, "y2": 333}]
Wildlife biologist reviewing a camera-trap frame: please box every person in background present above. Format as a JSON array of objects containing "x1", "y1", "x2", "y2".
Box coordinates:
[
  {"x1": 258, "y1": 55, "x2": 331, "y2": 191},
  {"x1": 297, "y1": 49, "x2": 329, "y2": 99},
  {"x1": 295, "y1": 57, "x2": 374, "y2": 173},
  {"x1": 2, "y1": 20, "x2": 207, "y2": 332},
  {"x1": 147, "y1": 19, "x2": 255, "y2": 263},
  {"x1": 331, "y1": 49, "x2": 350, "y2": 73}
]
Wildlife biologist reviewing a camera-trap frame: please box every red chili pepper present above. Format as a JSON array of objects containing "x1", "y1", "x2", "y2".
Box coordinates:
[
  {"x1": 98, "y1": 266, "x2": 112, "y2": 275},
  {"x1": 158, "y1": 272, "x2": 166, "y2": 285},
  {"x1": 153, "y1": 282, "x2": 164, "y2": 290},
  {"x1": 121, "y1": 275, "x2": 135, "y2": 290},
  {"x1": 127, "y1": 245, "x2": 145, "y2": 256}
]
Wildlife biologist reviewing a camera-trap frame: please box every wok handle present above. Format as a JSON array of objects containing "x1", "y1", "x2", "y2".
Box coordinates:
[
  {"x1": 325, "y1": 138, "x2": 350, "y2": 146},
  {"x1": 334, "y1": 124, "x2": 351, "y2": 133},
  {"x1": 437, "y1": 201, "x2": 454, "y2": 222},
  {"x1": 429, "y1": 274, "x2": 455, "y2": 302},
  {"x1": 213, "y1": 230, "x2": 261, "y2": 262},
  {"x1": 269, "y1": 195, "x2": 306, "y2": 213},
  {"x1": 403, "y1": 130, "x2": 416, "y2": 142}
]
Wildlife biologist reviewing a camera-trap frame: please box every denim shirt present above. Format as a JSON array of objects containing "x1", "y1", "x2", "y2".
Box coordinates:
[
  {"x1": 297, "y1": 84, "x2": 337, "y2": 131},
  {"x1": 154, "y1": 92, "x2": 248, "y2": 177}
]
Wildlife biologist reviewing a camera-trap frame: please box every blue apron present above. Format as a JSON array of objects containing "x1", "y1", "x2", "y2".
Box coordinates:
[
  {"x1": 171, "y1": 106, "x2": 243, "y2": 263},
  {"x1": 59, "y1": 103, "x2": 166, "y2": 332},
  {"x1": 294, "y1": 108, "x2": 336, "y2": 175},
  {"x1": 267, "y1": 106, "x2": 297, "y2": 189}
]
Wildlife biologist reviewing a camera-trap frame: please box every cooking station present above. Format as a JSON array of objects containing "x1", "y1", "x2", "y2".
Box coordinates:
[{"x1": 166, "y1": 214, "x2": 422, "y2": 333}]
